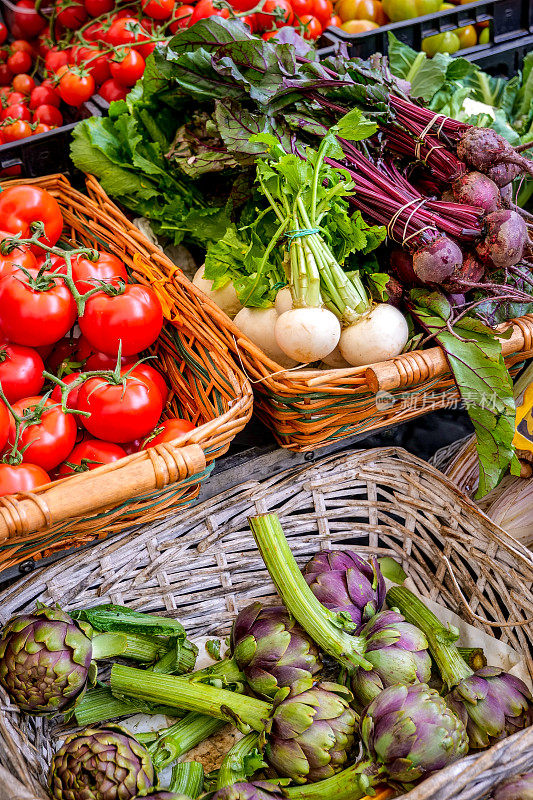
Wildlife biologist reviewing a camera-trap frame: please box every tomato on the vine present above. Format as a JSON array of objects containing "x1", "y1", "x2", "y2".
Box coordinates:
[
  {"x1": 8, "y1": 396, "x2": 78, "y2": 471},
  {"x1": 311, "y1": 0, "x2": 333, "y2": 24},
  {"x1": 58, "y1": 438, "x2": 127, "y2": 475},
  {"x1": 0, "y1": 185, "x2": 63, "y2": 247},
  {"x1": 72, "y1": 251, "x2": 128, "y2": 293},
  {"x1": 327, "y1": 12, "x2": 342, "y2": 25},
  {"x1": 44, "y1": 47, "x2": 70, "y2": 74},
  {"x1": 84, "y1": 350, "x2": 137, "y2": 370},
  {"x1": 256, "y1": 0, "x2": 294, "y2": 29},
  {"x1": 2, "y1": 119, "x2": 32, "y2": 140},
  {"x1": 291, "y1": 0, "x2": 313, "y2": 14},
  {"x1": 110, "y1": 48, "x2": 145, "y2": 86},
  {"x1": 79, "y1": 283, "x2": 163, "y2": 357},
  {"x1": 34, "y1": 123, "x2": 53, "y2": 135},
  {"x1": 78, "y1": 47, "x2": 111, "y2": 84},
  {"x1": 33, "y1": 104, "x2": 63, "y2": 126},
  {"x1": 84, "y1": 0, "x2": 115, "y2": 15},
  {"x1": 130, "y1": 363, "x2": 169, "y2": 405},
  {"x1": 98, "y1": 78, "x2": 127, "y2": 103},
  {"x1": 1, "y1": 103, "x2": 31, "y2": 122},
  {"x1": 142, "y1": 417, "x2": 195, "y2": 448},
  {"x1": 228, "y1": 0, "x2": 258, "y2": 10},
  {"x1": 168, "y1": 0, "x2": 194, "y2": 25},
  {"x1": 56, "y1": 0, "x2": 88, "y2": 29},
  {"x1": 30, "y1": 84, "x2": 61, "y2": 109},
  {"x1": 50, "y1": 371, "x2": 83, "y2": 420},
  {"x1": 298, "y1": 13, "x2": 323, "y2": 36},
  {"x1": 46, "y1": 336, "x2": 80, "y2": 374},
  {"x1": 58, "y1": 67, "x2": 95, "y2": 106},
  {"x1": 0, "y1": 463, "x2": 50, "y2": 496},
  {"x1": 12, "y1": 73, "x2": 35, "y2": 94},
  {"x1": 106, "y1": 16, "x2": 145, "y2": 46},
  {"x1": 10, "y1": 40, "x2": 33, "y2": 54},
  {"x1": 0, "y1": 237, "x2": 36, "y2": 279},
  {"x1": 0, "y1": 23, "x2": 7, "y2": 45},
  {"x1": 0, "y1": 343, "x2": 44, "y2": 402},
  {"x1": 77, "y1": 370, "x2": 164, "y2": 443},
  {"x1": 189, "y1": 0, "x2": 230, "y2": 25},
  {"x1": 142, "y1": 0, "x2": 174, "y2": 20},
  {"x1": 262, "y1": 29, "x2": 280, "y2": 38},
  {"x1": 240, "y1": 13, "x2": 257, "y2": 29},
  {"x1": 7, "y1": 49, "x2": 32, "y2": 74}
]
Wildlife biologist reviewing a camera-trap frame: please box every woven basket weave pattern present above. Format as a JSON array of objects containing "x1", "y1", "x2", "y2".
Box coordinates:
[
  {"x1": 0, "y1": 174, "x2": 253, "y2": 571},
  {"x1": 0, "y1": 448, "x2": 532, "y2": 800}
]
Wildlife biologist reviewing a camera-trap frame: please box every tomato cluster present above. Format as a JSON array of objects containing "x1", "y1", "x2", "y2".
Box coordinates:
[{"x1": 0, "y1": 183, "x2": 195, "y2": 497}]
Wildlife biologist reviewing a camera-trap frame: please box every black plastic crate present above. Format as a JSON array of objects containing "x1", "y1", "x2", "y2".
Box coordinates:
[{"x1": 320, "y1": 0, "x2": 532, "y2": 62}]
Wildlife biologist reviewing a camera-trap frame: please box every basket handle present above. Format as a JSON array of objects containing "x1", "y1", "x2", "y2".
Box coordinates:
[
  {"x1": 0, "y1": 443, "x2": 206, "y2": 545},
  {"x1": 365, "y1": 315, "x2": 533, "y2": 393}
]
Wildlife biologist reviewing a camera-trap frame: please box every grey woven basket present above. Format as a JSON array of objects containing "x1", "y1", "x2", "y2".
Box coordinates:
[{"x1": 0, "y1": 448, "x2": 532, "y2": 800}]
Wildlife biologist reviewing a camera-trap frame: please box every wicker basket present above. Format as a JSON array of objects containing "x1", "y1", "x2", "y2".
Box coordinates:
[
  {"x1": 0, "y1": 448, "x2": 532, "y2": 800},
  {"x1": 0, "y1": 174, "x2": 253, "y2": 573}
]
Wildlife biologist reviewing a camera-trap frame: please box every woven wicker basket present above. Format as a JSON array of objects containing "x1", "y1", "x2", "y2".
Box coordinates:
[
  {"x1": 0, "y1": 448, "x2": 532, "y2": 800},
  {"x1": 0, "y1": 174, "x2": 252, "y2": 573}
]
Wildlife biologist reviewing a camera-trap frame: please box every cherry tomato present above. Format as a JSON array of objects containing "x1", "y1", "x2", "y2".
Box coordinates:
[
  {"x1": 44, "y1": 47, "x2": 70, "y2": 74},
  {"x1": 0, "y1": 462, "x2": 50, "y2": 496},
  {"x1": 57, "y1": 0, "x2": 88, "y2": 29},
  {"x1": 143, "y1": 417, "x2": 195, "y2": 448},
  {"x1": 6, "y1": 90, "x2": 28, "y2": 104},
  {"x1": 110, "y1": 48, "x2": 145, "y2": 86},
  {"x1": 98, "y1": 77, "x2": 127, "y2": 102},
  {"x1": 8, "y1": 395, "x2": 77, "y2": 470},
  {"x1": 7, "y1": 50, "x2": 32, "y2": 76},
  {"x1": 75, "y1": 46, "x2": 110, "y2": 84},
  {"x1": 0, "y1": 342, "x2": 44, "y2": 402},
  {"x1": 130, "y1": 363, "x2": 169, "y2": 405},
  {"x1": 262, "y1": 29, "x2": 280, "y2": 38},
  {"x1": 311, "y1": 0, "x2": 333, "y2": 23},
  {"x1": 122, "y1": 438, "x2": 141, "y2": 454},
  {"x1": 337, "y1": 0, "x2": 386, "y2": 22},
  {"x1": 298, "y1": 13, "x2": 322, "y2": 36},
  {"x1": 77, "y1": 370, "x2": 164, "y2": 442},
  {"x1": 142, "y1": 0, "x2": 174, "y2": 19},
  {"x1": 422, "y1": 30, "x2": 460, "y2": 55},
  {"x1": 72, "y1": 251, "x2": 128, "y2": 293},
  {"x1": 84, "y1": 0, "x2": 115, "y2": 14},
  {"x1": 10, "y1": 40, "x2": 33, "y2": 54},
  {"x1": 50, "y1": 371, "x2": 83, "y2": 421},
  {"x1": 291, "y1": 0, "x2": 313, "y2": 13},
  {"x1": 136, "y1": 40, "x2": 157, "y2": 60},
  {"x1": 13, "y1": 0, "x2": 46, "y2": 38},
  {"x1": 1, "y1": 119, "x2": 32, "y2": 140},
  {"x1": 30, "y1": 83, "x2": 61, "y2": 109},
  {"x1": 58, "y1": 67, "x2": 95, "y2": 106},
  {"x1": 79, "y1": 283, "x2": 163, "y2": 357},
  {"x1": 34, "y1": 122, "x2": 54, "y2": 135},
  {"x1": 0, "y1": 23, "x2": 7, "y2": 45},
  {"x1": 0, "y1": 185, "x2": 63, "y2": 248},
  {"x1": 58, "y1": 438, "x2": 127, "y2": 475},
  {"x1": 0, "y1": 267, "x2": 77, "y2": 346},
  {"x1": 228, "y1": 0, "x2": 257, "y2": 10},
  {"x1": 240, "y1": 13, "x2": 257, "y2": 29},
  {"x1": 257, "y1": 0, "x2": 294, "y2": 28},
  {"x1": 106, "y1": 16, "x2": 145, "y2": 46},
  {"x1": 84, "y1": 20, "x2": 107, "y2": 41},
  {"x1": 189, "y1": 0, "x2": 230, "y2": 24},
  {"x1": 0, "y1": 237, "x2": 36, "y2": 279},
  {"x1": 455, "y1": 23, "x2": 477, "y2": 48},
  {"x1": 1, "y1": 103, "x2": 31, "y2": 121},
  {"x1": 33, "y1": 104, "x2": 63, "y2": 126},
  {"x1": 36, "y1": 31, "x2": 52, "y2": 58},
  {"x1": 327, "y1": 12, "x2": 342, "y2": 24},
  {"x1": 0, "y1": 65, "x2": 12, "y2": 86},
  {"x1": 12, "y1": 73, "x2": 35, "y2": 94}
]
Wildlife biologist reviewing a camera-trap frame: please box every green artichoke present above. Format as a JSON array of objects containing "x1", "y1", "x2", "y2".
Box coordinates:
[
  {"x1": 361, "y1": 682, "x2": 469, "y2": 782},
  {"x1": 212, "y1": 782, "x2": 280, "y2": 800},
  {"x1": 264, "y1": 682, "x2": 357, "y2": 784},
  {"x1": 48, "y1": 724, "x2": 155, "y2": 800},
  {"x1": 0, "y1": 604, "x2": 93, "y2": 713},
  {"x1": 492, "y1": 773, "x2": 533, "y2": 800},
  {"x1": 231, "y1": 603, "x2": 321, "y2": 698}
]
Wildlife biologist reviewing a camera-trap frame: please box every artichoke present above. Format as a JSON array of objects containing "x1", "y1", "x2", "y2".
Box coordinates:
[
  {"x1": 446, "y1": 667, "x2": 532, "y2": 748},
  {"x1": 48, "y1": 724, "x2": 155, "y2": 800},
  {"x1": 264, "y1": 681, "x2": 357, "y2": 784},
  {"x1": 212, "y1": 783, "x2": 279, "y2": 800},
  {"x1": 0, "y1": 604, "x2": 93, "y2": 713},
  {"x1": 347, "y1": 610, "x2": 431, "y2": 708},
  {"x1": 134, "y1": 795, "x2": 189, "y2": 800},
  {"x1": 492, "y1": 773, "x2": 533, "y2": 800},
  {"x1": 304, "y1": 551, "x2": 385, "y2": 627},
  {"x1": 231, "y1": 603, "x2": 321, "y2": 698},
  {"x1": 361, "y1": 682, "x2": 469, "y2": 782}
]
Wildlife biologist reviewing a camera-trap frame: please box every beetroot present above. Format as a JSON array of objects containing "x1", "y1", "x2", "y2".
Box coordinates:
[
  {"x1": 457, "y1": 129, "x2": 533, "y2": 180},
  {"x1": 383, "y1": 275, "x2": 403, "y2": 306},
  {"x1": 487, "y1": 163, "x2": 523, "y2": 188},
  {"x1": 476, "y1": 210, "x2": 528, "y2": 269},
  {"x1": 443, "y1": 251, "x2": 485, "y2": 292},
  {"x1": 452, "y1": 172, "x2": 501, "y2": 213},
  {"x1": 499, "y1": 183, "x2": 513, "y2": 206},
  {"x1": 412, "y1": 235, "x2": 463, "y2": 284},
  {"x1": 390, "y1": 248, "x2": 417, "y2": 284}
]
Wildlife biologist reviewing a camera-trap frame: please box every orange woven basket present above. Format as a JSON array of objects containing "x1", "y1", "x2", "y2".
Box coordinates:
[{"x1": 0, "y1": 174, "x2": 253, "y2": 572}]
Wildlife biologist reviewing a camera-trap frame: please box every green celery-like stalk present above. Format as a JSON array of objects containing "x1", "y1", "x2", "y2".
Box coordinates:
[
  {"x1": 458, "y1": 647, "x2": 486, "y2": 671},
  {"x1": 387, "y1": 586, "x2": 472, "y2": 689},
  {"x1": 286, "y1": 760, "x2": 385, "y2": 800},
  {"x1": 216, "y1": 732, "x2": 263, "y2": 788},
  {"x1": 72, "y1": 604, "x2": 191, "y2": 636},
  {"x1": 91, "y1": 631, "x2": 170, "y2": 663},
  {"x1": 169, "y1": 761, "x2": 205, "y2": 797},
  {"x1": 111, "y1": 664, "x2": 271, "y2": 731},
  {"x1": 149, "y1": 713, "x2": 226, "y2": 770},
  {"x1": 249, "y1": 514, "x2": 372, "y2": 671}
]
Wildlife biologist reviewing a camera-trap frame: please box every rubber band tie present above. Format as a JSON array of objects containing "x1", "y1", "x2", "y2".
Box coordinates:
[{"x1": 286, "y1": 228, "x2": 320, "y2": 245}]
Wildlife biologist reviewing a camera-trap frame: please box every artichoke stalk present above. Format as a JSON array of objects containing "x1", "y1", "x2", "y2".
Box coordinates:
[
  {"x1": 304, "y1": 550, "x2": 385, "y2": 626},
  {"x1": 211, "y1": 784, "x2": 282, "y2": 800},
  {"x1": 134, "y1": 795, "x2": 190, "y2": 800},
  {"x1": 48, "y1": 724, "x2": 155, "y2": 800},
  {"x1": 388, "y1": 586, "x2": 533, "y2": 749},
  {"x1": 492, "y1": 773, "x2": 533, "y2": 800},
  {"x1": 248, "y1": 514, "x2": 372, "y2": 671},
  {"x1": 169, "y1": 761, "x2": 204, "y2": 797},
  {"x1": 231, "y1": 603, "x2": 322, "y2": 699},
  {"x1": 216, "y1": 732, "x2": 264, "y2": 788},
  {"x1": 111, "y1": 664, "x2": 357, "y2": 784},
  {"x1": 146, "y1": 713, "x2": 225, "y2": 769}
]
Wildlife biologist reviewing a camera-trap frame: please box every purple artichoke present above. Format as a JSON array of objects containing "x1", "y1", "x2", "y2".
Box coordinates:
[
  {"x1": 304, "y1": 551, "x2": 385, "y2": 627},
  {"x1": 48, "y1": 724, "x2": 155, "y2": 800},
  {"x1": 446, "y1": 668, "x2": 533, "y2": 749},
  {"x1": 361, "y1": 682, "x2": 469, "y2": 782},
  {"x1": 264, "y1": 681, "x2": 357, "y2": 784},
  {"x1": 231, "y1": 603, "x2": 322, "y2": 699},
  {"x1": 492, "y1": 773, "x2": 533, "y2": 800},
  {"x1": 134, "y1": 795, "x2": 190, "y2": 800},
  {"x1": 211, "y1": 783, "x2": 280, "y2": 800},
  {"x1": 0, "y1": 604, "x2": 93, "y2": 713},
  {"x1": 348, "y1": 610, "x2": 431, "y2": 708}
]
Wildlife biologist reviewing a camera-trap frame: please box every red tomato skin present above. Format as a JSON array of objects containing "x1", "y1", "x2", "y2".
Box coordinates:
[
  {"x1": 84, "y1": 0, "x2": 115, "y2": 15},
  {"x1": 8, "y1": 396, "x2": 77, "y2": 470},
  {"x1": 143, "y1": 417, "x2": 195, "y2": 448},
  {"x1": 311, "y1": 0, "x2": 333, "y2": 24},
  {"x1": 50, "y1": 372, "x2": 82, "y2": 426},
  {"x1": 0, "y1": 343, "x2": 44, "y2": 402},
  {"x1": 291, "y1": 0, "x2": 313, "y2": 14},
  {"x1": 46, "y1": 337, "x2": 80, "y2": 373},
  {"x1": 0, "y1": 462, "x2": 50, "y2": 496},
  {"x1": 1, "y1": 119, "x2": 32, "y2": 141},
  {"x1": 0, "y1": 23, "x2": 7, "y2": 45},
  {"x1": 0, "y1": 103, "x2": 31, "y2": 122},
  {"x1": 58, "y1": 438, "x2": 127, "y2": 475},
  {"x1": 0, "y1": 185, "x2": 63, "y2": 248},
  {"x1": 7, "y1": 90, "x2": 28, "y2": 105},
  {"x1": 189, "y1": 0, "x2": 230, "y2": 24},
  {"x1": 0, "y1": 239, "x2": 37, "y2": 280},
  {"x1": 72, "y1": 251, "x2": 128, "y2": 293},
  {"x1": 299, "y1": 13, "x2": 322, "y2": 37},
  {"x1": 106, "y1": 16, "x2": 144, "y2": 46},
  {"x1": 0, "y1": 398, "x2": 9, "y2": 451},
  {"x1": 0, "y1": 268, "x2": 77, "y2": 347},
  {"x1": 142, "y1": 0, "x2": 174, "y2": 20},
  {"x1": 110, "y1": 49, "x2": 145, "y2": 87},
  {"x1": 32, "y1": 104, "x2": 63, "y2": 126},
  {"x1": 77, "y1": 373, "x2": 164, "y2": 442},
  {"x1": 57, "y1": 0, "x2": 88, "y2": 29},
  {"x1": 7, "y1": 50, "x2": 32, "y2": 74},
  {"x1": 130, "y1": 363, "x2": 169, "y2": 405},
  {"x1": 84, "y1": 350, "x2": 137, "y2": 370},
  {"x1": 44, "y1": 47, "x2": 70, "y2": 74},
  {"x1": 98, "y1": 78, "x2": 127, "y2": 102},
  {"x1": 59, "y1": 69, "x2": 95, "y2": 106},
  {"x1": 169, "y1": 5, "x2": 194, "y2": 31},
  {"x1": 0, "y1": 65, "x2": 12, "y2": 86},
  {"x1": 30, "y1": 84, "x2": 61, "y2": 109},
  {"x1": 79, "y1": 283, "x2": 163, "y2": 357},
  {"x1": 257, "y1": 0, "x2": 294, "y2": 28},
  {"x1": 13, "y1": 0, "x2": 46, "y2": 38},
  {"x1": 12, "y1": 73, "x2": 35, "y2": 94}
]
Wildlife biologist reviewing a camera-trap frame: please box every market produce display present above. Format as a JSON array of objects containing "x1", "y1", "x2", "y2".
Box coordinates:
[
  {"x1": 0, "y1": 182, "x2": 197, "y2": 497},
  {"x1": 0, "y1": 512, "x2": 530, "y2": 799}
]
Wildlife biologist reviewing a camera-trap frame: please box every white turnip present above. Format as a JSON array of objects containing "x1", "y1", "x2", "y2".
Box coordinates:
[
  {"x1": 322, "y1": 345, "x2": 351, "y2": 369},
  {"x1": 338, "y1": 304, "x2": 409, "y2": 367},
  {"x1": 274, "y1": 287, "x2": 293, "y2": 316},
  {"x1": 193, "y1": 267, "x2": 243, "y2": 319},
  {"x1": 274, "y1": 307, "x2": 341, "y2": 363},
  {"x1": 233, "y1": 307, "x2": 297, "y2": 368},
  {"x1": 412, "y1": 235, "x2": 463, "y2": 284},
  {"x1": 452, "y1": 172, "x2": 501, "y2": 213},
  {"x1": 476, "y1": 210, "x2": 528, "y2": 269}
]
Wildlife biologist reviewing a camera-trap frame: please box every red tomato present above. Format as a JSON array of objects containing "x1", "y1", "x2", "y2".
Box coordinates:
[
  {"x1": 50, "y1": 371, "x2": 83, "y2": 423},
  {"x1": 0, "y1": 268, "x2": 77, "y2": 346},
  {"x1": 0, "y1": 237, "x2": 36, "y2": 279},
  {"x1": 7, "y1": 49, "x2": 32, "y2": 75},
  {"x1": 327, "y1": 12, "x2": 342, "y2": 24},
  {"x1": 12, "y1": 73, "x2": 35, "y2": 94},
  {"x1": 34, "y1": 123, "x2": 53, "y2": 134},
  {"x1": 0, "y1": 23, "x2": 7, "y2": 45},
  {"x1": 106, "y1": 16, "x2": 145, "y2": 46},
  {"x1": 58, "y1": 67, "x2": 95, "y2": 106},
  {"x1": 189, "y1": 0, "x2": 230, "y2": 24},
  {"x1": 33, "y1": 104, "x2": 63, "y2": 126},
  {"x1": 0, "y1": 185, "x2": 63, "y2": 248},
  {"x1": 0, "y1": 398, "x2": 8, "y2": 451},
  {"x1": 58, "y1": 438, "x2": 127, "y2": 475},
  {"x1": 46, "y1": 337, "x2": 80, "y2": 373},
  {"x1": 57, "y1": 0, "x2": 88, "y2": 29},
  {"x1": 122, "y1": 438, "x2": 141, "y2": 454},
  {"x1": 0, "y1": 65, "x2": 12, "y2": 86},
  {"x1": 1, "y1": 103, "x2": 31, "y2": 122},
  {"x1": 1, "y1": 119, "x2": 31, "y2": 140},
  {"x1": 98, "y1": 77, "x2": 127, "y2": 103},
  {"x1": 8, "y1": 396, "x2": 77, "y2": 470},
  {"x1": 13, "y1": 0, "x2": 46, "y2": 38},
  {"x1": 30, "y1": 84, "x2": 61, "y2": 109},
  {"x1": 79, "y1": 283, "x2": 163, "y2": 357},
  {"x1": 10, "y1": 40, "x2": 33, "y2": 54},
  {"x1": 229, "y1": 0, "x2": 257, "y2": 9},
  {"x1": 110, "y1": 48, "x2": 145, "y2": 87},
  {"x1": 241, "y1": 13, "x2": 257, "y2": 29},
  {"x1": 84, "y1": 20, "x2": 107, "y2": 41},
  {"x1": 44, "y1": 47, "x2": 70, "y2": 74},
  {"x1": 130, "y1": 363, "x2": 169, "y2": 405},
  {"x1": 142, "y1": 0, "x2": 174, "y2": 19},
  {"x1": 291, "y1": 0, "x2": 313, "y2": 14},
  {"x1": 143, "y1": 417, "x2": 195, "y2": 448},
  {"x1": 298, "y1": 13, "x2": 322, "y2": 36},
  {"x1": 262, "y1": 29, "x2": 280, "y2": 38},
  {"x1": 84, "y1": 0, "x2": 115, "y2": 14},
  {"x1": 0, "y1": 462, "x2": 50, "y2": 496},
  {"x1": 169, "y1": 4, "x2": 194, "y2": 30},
  {"x1": 0, "y1": 342, "x2": 44, "y2": 402},
  {"x1": 77, "y1": 371, "x2": 164, "y2": 442},
  {"x1": 257, "y1": 0, "x2": 294, "y2": 29},
  {"x1": 72, "y1": 251, "x2": 128, "y2": 293},
  {"x1": 8, "y1": 90, "x2": 29, "y2": 104},
  {"x1": 79, "y1": 47, "x2": 110, "y2": 84},
  {"x1": 311, "y1": 0, "x2": 333, "y2": 24},
  {"x1": 84, "y1": 350, "x2": 137, "y2": 370},
  {"x1": 36, "y1": 31, "x2": 52, "y2": 58}
]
